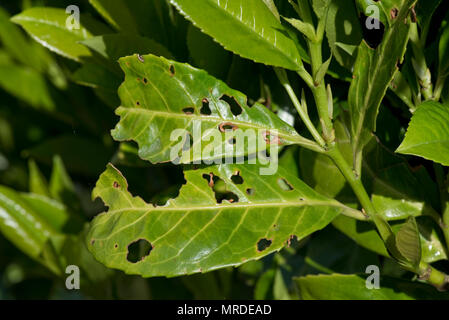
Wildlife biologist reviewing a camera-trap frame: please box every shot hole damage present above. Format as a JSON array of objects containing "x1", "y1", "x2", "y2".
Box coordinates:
[
  {"x1": 246, "y1": 188, "x2": 255, "y2": 196},
  {"x1": 182, "y1": 107, "x2": 195, "y2": 115},
  {"x1": 200, "y1": 98, "x2": 212, "y2": 115},
  {"x1": 202, "y1": 173, "x2": 239, "y2": 203},
  {"x1": 277, "y1": 178, "x2": 294, "y2": 191},
  {"x1": 220, "y1": 94, "x2": 242, "y2": 116},
  {"x1": 219, "y1": 122, "x2": 238, "y2": 132},
  {"x1": 127, "y1": 239, "x2": 153, "y2": 263},
  {"x1": 231, "y1": 171, "x2": 244, "y2": 185},
  {"x1": 113, "y1": 181, "x2": 120, "y2": 189},
  {"x1": 257, "y1": 238, "x2": 272, "y2": 252},
  {"x1": 169, "y1": 65, "x2": 175, "y2": 76}
]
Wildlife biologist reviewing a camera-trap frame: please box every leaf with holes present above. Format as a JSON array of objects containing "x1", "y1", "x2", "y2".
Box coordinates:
[
  {"x1": 397, "y1": 101, "x2": 449, "y2": 166},
  {"x1": 86, "y1": 163, "x2": 353, "y2": 277},
  {"x1": 112, "y1": 54, "x2": 319, "y2": 165},
  {"x1": 348, "y1": 0, "x2": 416, "y2": 170},
  {"x1": 169, "y1": 0, "x2": 305, "y2": 70}
]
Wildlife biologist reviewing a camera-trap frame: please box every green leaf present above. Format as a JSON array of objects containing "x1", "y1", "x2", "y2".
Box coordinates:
[
  {"x1": 89, "y1": 0, "x2": 138, "y2": 33},
  {"x1": 49, "y1": 155, "x2": 81, "y2": 212},
  {"x1": 296, "y1": 274, "x2": 449, "y2": 300},
  {"x1": 323, "y1": 0, "x2": 362, "y2": 70},
  {"x1": 395, "y1": 216, "x2": 421, "y2": 268},
  {"x1": 397, "y1": 101, "x2": 449, "y2": 166},
  {"x1": 28, "y1": 159, "x2": 50, "y2": 197},
  {"x1": 0, "y1": 65, "x2": 56, "y2": 111},
  {"x1": 12, "y1": 7, "x2": 110, "y2": 62},
  {"x1": 333, "y1": 215, "x2": 447, "y2": 263},
  {"x1": 301, "y1": 116, "x2": 439, "y2": 221},
  {"x1": 0, "y1": 185, "x2": 62, "y2": 274},
  {"x1": 170, "y1": 0, "x2": 304, "y2": 70},
  {"x1": 283, "y1": 17, "x2": 316, "y2": 41},
  {"x1": 0, "y1": 7, "x2": 46, "y2": 72},
  {"x1": 112, "y1": 54, "x2": 316, "y2": 164},
  {"x1": 348, "y1": 0, "x2": 415, "y2": 170},
  {"x1": 87, "y1": 163, "x2": 347, "y2": 277}
]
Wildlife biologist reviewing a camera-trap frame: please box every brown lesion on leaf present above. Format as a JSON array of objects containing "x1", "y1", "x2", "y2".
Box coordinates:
[
  {"x1": 202, "y1": 172, "x2": 239, "y2": 203},
  {"x1": 219, "y1": 122, "x2": 239, "y2": 132},
  {"x1": 169, "y1": 65, "x2": 175, "y2": 76},
  {"x1": 390, "y1": 8, "x2": 399, "y2": 20},
  {"x1": 90, "y1": 239, "x2": 95, "y2": 245},
  {"x1": 203, "y1": 173, "x2": 215, "y2": 188},
  {"x1": 113, "y1": 181, "x2": 120, "y2": 189},
  {"x1": 263, "y1": 131, "x2": 282, "y2": 145},
  {"x1": 277, "y1": 178, "x2": 294, "y2": 191}
]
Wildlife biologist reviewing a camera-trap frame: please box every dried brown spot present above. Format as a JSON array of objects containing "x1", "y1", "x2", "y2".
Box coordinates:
[
  {"x1": 411, "y1": 6, "x2": 417, "y2": 23},
  {"x1": 390, "y1": 8, "x2": 399, "y2": 19},
  {"x1": 263, "y1": 131, "x2": 282, "y2": 145},
  {"x1": 277, "y1": 178, "x2": 294, "y2": 191},
  {"x1": 169, "y1": 65, "x2": 175, "y2": 76},
  {"x1": 113, "y1": 181, "x2": 120, "y2": 189},
  {"x1": 219, "y1": 122, "x2": 238, "y2": 132}
]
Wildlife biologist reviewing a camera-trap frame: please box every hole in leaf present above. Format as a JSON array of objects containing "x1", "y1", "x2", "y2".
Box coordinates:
[
  {"x1": 127, "y1": 239, "x2": 153, "y2": 263},
  {"x1": 143, "y1": 77, "x2": 148, "y2": 84},
  {"x1": 114, "y1": 244, "x2": 118, "y2": 249},
  {"x1": 220, "y1": 94, "x2": 242, "y2": 116},
  {"x1": 182, "y1": 107, "x2": 195, "y2": 115},
  {"x1": 231, "y1": 172, "x2": 244, "y2": 184},
  {"x1": 257, "y1": 238, "x2": 272, "y2": 252},
  {"x1": 287, "y1": 235, "x2": 298, "y2": 247},
  {"x1": 200, "y1": 98, "x2": 212, "y2": 115},
  {"x1": 202, "y1": 173, "x2": 239, "y2": 203},
  {"x1": 277, "y1": 178, "x2": 294, "y2": 191},
  {"x1": 137, "y1": 54, "x2": 144, "y2": 62},
  {"x1": 169, "y1": 65, "x2": 175, "y2": 76},
  {"x1": 246, "y1": 188, "x2": 254, "y2": 196},
  {"x1": 136, "y1": 101, "x2": 141, "y2": 106},
  {"x1": 228, "y1": 137, "x2": 236, "y2": 145},
  {"x1": 113, "y1": 181, "x2": 120, "y2": 189}
]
